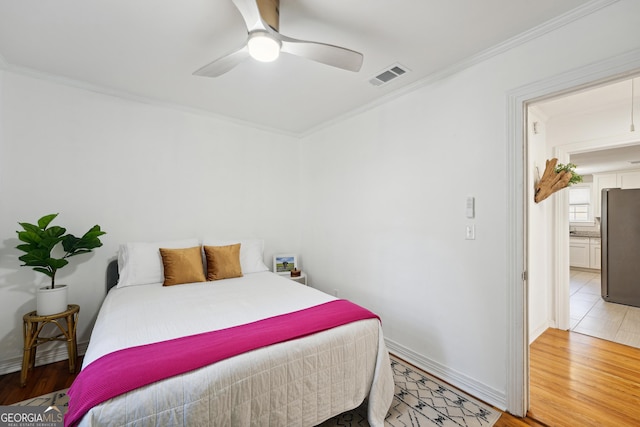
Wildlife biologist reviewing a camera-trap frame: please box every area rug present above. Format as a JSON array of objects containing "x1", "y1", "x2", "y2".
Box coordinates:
[
  {"x1": 13, "y1": 356, "x2": 500, "y2": 427},
  {"x1": 12, "y1": 388, "x2": 69, "y2": 409},
  {"x1": 320, "y1": 355, "x2": 501, "y2": 427}
]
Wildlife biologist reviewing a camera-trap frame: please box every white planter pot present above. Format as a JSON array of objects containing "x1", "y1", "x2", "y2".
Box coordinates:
[{"x1": 36, "y1": 284, "x2": 68, "y2": 315}]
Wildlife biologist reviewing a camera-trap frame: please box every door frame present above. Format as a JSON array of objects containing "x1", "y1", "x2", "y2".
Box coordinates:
[{"x1": 506, "y1": 47, "x2": 640, "y2": 416}]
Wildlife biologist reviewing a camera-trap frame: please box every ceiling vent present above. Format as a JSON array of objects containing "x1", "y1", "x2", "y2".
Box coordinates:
[{"x1": 369, "y1": 64, "x2": 409, "y2": 87}]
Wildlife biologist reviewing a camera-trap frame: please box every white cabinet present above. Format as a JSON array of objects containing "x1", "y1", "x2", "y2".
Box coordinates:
[
  {"x1": 593, "y1": 173, "x2": 618, "y2": 217},
  {"x1": 618, "y1": 170, "x2": 640, "y2": 189},
  {"x1": 570, "y1": 236, "x2": 601, "y2": 270},
  {"x1": 593, "y1": 170, "x2": 640, "y2": 217},
  {"x1": 589, "y1": 238, "x2": 601, "y2": 270},
  {"x1": 569, "y1": 237, "x2": 590, "y2": 268}
]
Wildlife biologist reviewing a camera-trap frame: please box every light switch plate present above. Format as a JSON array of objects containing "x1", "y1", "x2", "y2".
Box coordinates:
[
  {"x1": 466, "y1": 196, "x2": 475, "y2": 219},
  {"x1": 466, "y1": 225, "x2": 476, "y2": 240}
]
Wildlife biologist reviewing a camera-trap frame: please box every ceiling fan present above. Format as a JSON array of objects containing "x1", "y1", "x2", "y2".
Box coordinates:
[{"x1": 193, "y1": 0, "x2": 363, "y2": 77}]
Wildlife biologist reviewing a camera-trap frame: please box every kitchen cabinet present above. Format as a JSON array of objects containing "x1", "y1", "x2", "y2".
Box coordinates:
[
  {"x1": 570, "y1": 236, "x2": 601, "y2": 270},
  {"x1": 589, "y1": 238, "x2": 601, "y2": 270},
  {"x1": 569, "y1": 237, "x2": 590, "y2": 268},
  {"x1": 593, "y1": 173, "x2": 618, "y2": 217},
  {"x1": 592, "y1": 170, "x2": 640, "y2": 217},
  {"x1": 619, "y1": 171, "x2": 640, "y2": 189}
]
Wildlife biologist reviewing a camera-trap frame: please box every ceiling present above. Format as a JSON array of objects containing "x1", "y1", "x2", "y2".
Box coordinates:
[
  {"x1": 533, "y1": 77, "x2": 640, "y2": 175},
  {"x1": 0, "y1": 0, "x2": 592, "y2": 135},
  {"x1": 570, "y1": 145, "x2": 640, "y2": 175}
]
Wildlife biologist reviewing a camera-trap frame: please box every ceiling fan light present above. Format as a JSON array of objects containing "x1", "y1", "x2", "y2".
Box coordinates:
[{"x1": 247, "y1": 32, "x2": 281, "y2": 62}]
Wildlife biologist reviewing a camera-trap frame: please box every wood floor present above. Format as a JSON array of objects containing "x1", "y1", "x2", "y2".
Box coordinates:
[
  {"x1": 528, "y1": 328, "x2": 640, "y2": 426},
  {"x1": 0, "y1": 356, "x2": 82, "y2": 405},
  {"x1": 1, "y1": 328, "x2": 638, "y2": 426}
]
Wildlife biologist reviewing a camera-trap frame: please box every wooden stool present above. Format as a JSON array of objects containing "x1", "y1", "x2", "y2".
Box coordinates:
[{"x1": 21, "y1": 304, "x2": 79, "y2": 387}]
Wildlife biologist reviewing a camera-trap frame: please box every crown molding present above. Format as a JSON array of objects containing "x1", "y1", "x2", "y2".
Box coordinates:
[
  {"x1": 3, "y1": 63, "x2": 300, "y2": 139},
  {"x1": 302, "y1": 0, "x2": 620, "y2": 137}
]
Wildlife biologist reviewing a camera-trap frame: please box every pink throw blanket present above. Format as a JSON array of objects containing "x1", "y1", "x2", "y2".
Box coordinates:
[{"x1": 65, "y1": 299, "x2": 379, "y2": 427}]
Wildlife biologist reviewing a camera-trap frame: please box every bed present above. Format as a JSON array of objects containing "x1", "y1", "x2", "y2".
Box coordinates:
[{"x1": 65, "y1": 239, "x2": 394, "y2": 426}]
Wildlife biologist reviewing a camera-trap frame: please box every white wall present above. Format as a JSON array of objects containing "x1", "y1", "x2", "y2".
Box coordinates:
[
  {"x1": 527, "y1": 110, "x2": 555, "y2": 343},
  {"x1": 299, "y1": 0, "x2": 640, "y2": 409},
  {"x1": 0, "y1": 71, "x2": 301, "y2": 371}
]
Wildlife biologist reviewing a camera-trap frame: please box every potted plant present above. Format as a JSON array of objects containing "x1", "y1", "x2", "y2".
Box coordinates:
[{"x1": 16, "y1": 213, "x2": 106, "y2": 315}]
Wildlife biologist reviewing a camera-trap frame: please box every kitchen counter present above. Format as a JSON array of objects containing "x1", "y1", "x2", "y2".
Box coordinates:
[{"x1": 570, "y1": 231, "x2": 601, "y2": 238}]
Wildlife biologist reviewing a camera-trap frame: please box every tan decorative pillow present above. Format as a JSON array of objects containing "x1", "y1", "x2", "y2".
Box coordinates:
[
  {"x1": 159, "y1": 246, "x2": 206, "y2": 286},
  {"x1": 204, "y1": 243, "x2": 243, "y2": 281}
]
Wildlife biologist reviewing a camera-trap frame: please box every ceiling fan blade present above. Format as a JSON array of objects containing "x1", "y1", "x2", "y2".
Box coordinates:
[
  {"x1": 193, "y1": 44, "x2": 250, "y2": 78},
  {"x1": 279, "y1": 35, "x2": 363, "y2": 72},
  {"x1": 231, "y1": 0, "x2": 268, "y2": 31}
]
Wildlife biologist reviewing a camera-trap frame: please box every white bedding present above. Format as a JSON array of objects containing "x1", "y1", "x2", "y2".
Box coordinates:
[{"x1": 77, "y1": 272, "x2": 394, "y2": 426}]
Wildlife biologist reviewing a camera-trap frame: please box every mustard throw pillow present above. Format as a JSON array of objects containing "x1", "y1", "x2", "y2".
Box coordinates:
[
  {"x1": 159, "y1": 246, "x2": 206, "y2": 286},
  {"x1": 204, "y1": 243, "x2": 243, "y2": 280}
]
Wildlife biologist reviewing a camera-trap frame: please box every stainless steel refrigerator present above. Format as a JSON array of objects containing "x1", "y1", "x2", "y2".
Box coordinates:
[{"x1": 601, "y1": 188, "x2": 640, "y2": 307}]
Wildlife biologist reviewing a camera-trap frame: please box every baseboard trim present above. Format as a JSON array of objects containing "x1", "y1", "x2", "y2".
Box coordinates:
[
  {"x1": 530, "y1": 321, "x2": 554, "y2": 344},
  {"x1": 0, "y1": 341, "x2": 88, "y2": 376},
  {"x1": 385, "y1": 337, "x2": 507, "y2": 411}
]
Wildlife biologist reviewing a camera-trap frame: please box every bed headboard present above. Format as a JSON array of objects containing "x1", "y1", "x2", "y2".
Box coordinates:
[{"x1": 106, "y1": 259, "x2": 119, "y2": 292}]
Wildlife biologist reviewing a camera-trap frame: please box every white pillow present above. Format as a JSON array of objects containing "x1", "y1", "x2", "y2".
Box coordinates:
[
  {"x1": 117, "y1": 238, "x2": 200, "y2": 288},
  {"x1": 201, "y1": 239, "x2": 269, "y2": 274}
]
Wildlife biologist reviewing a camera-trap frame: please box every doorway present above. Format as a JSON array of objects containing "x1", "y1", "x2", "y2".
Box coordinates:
[
  {"x1": 553, "y1": 131, "x2": 640, "y2": 331},
  {"x1": 505, "y1": 48, "x2": 640, "y2": 417},
  {"x1": 528, "y1": 77, "x2": 640, "y2": 335}
]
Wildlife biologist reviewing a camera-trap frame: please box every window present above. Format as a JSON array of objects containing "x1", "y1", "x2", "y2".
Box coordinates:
[{"x1": 569, "y1": 185, "x2": 592, "y2": 223}]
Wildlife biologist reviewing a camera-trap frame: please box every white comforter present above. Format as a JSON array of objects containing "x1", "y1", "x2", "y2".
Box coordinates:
[{"x1": 77, "y1": 272, "x2": 394, "y2": 426}]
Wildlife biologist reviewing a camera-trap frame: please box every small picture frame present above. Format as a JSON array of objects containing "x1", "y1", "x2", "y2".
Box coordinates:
[{"x1": 273, "y1": 254, "x2": 297, "y2": 275}]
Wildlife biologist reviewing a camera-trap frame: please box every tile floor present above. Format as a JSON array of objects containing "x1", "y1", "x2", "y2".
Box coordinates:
[{"x1": 570, "y1": 269, "x2": 640, "y2": 349}]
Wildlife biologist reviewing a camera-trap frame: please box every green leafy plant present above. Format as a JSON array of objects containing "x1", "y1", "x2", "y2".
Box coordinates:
[
  {"x1": 554, "y1": 162, "x2": 583, "y2": 186},
  {"x1": 16, "y1": 213, "x2": 106, "y2": 288}
]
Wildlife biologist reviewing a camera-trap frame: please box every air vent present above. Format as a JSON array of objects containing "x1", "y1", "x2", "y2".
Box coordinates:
[
  {"x1": 630, "y1": 160, "x2": 640, "y2": 164},
  {"x1": 369, "y1": 64, "x2": 410, "y2": 87}
]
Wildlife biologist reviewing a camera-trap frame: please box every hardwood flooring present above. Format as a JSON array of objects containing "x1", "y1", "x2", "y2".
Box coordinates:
[
  {"x1": 1, "y1": 328, "x2": 638, "y2": 426},
  {"x1": 529, "y1": 328, "x2": 640, "y2": 426},
  {"x1": 0, "y1": 357, "x2": 82, "y2": 405}
]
